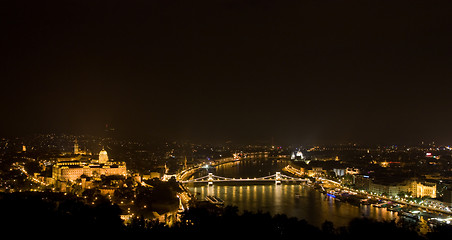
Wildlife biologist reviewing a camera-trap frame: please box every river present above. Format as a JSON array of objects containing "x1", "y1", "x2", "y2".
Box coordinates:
[{"x1": 187, "y1": 158, "x2": 398, "y2": 228}]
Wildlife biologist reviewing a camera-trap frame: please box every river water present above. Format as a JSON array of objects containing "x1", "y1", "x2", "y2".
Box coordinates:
[{"x1": 187, "y1": 158, "x2": 398, "y2": 228}]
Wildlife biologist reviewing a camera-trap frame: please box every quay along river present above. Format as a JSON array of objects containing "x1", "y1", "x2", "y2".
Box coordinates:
[{"x1": 186, "y1": 158, "x2": 398, "y2": 228}]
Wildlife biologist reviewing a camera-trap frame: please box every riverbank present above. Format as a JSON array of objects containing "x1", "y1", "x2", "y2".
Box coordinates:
[
  {"x1": 181, "y1": 158, "x2": 452, "y2": 230},
  {"x1": 281, "y1": 164, "x2": 452, "y2": 230}
]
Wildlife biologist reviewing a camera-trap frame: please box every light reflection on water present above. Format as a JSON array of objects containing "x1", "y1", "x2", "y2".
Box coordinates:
[
  {"x1": 189, "y1": 183, "x2": 397, "y2": 228},
  {"x1": 188, "y1": 158, "x2": 397, "y2": 228}
]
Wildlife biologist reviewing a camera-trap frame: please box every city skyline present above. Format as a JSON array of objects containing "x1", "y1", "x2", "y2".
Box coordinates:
[
  {"x1": 2, "y1": 1, "x2": 452, "y2": 145},
  {"x1": 2, "y1": 1, "x2": 452, "y2": 236}
]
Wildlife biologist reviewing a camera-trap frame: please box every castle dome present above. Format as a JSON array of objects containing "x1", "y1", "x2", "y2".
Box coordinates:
[{"x1": 99, "y1": 148, "x2": 109, "y2": 164}]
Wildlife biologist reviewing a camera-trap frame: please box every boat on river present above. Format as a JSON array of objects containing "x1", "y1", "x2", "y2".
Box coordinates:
[
  {"x1": 400, "y1": 209, "x2": 421, "y2": 221},
  {"x1": 206, "y1": 195, "x2": 224, "y2": 205}
]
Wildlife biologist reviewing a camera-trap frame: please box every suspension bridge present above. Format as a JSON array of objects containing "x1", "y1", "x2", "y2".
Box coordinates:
[{"x1": 180, "y1": 172, "x2": 307, "y2": 185}]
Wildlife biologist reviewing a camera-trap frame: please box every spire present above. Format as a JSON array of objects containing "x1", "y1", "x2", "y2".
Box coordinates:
[{"x1": 74, "y1": 139, "x2": 79, "y2": 154}]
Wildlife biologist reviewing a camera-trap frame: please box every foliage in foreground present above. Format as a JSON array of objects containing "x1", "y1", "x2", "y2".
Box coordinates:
[{"x1": 1, "y1": 192, "x2": 452, "y2": 239}]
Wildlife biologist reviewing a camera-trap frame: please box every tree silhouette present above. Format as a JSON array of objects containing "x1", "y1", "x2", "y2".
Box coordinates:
[{"x1": 2, "y1": 192, "x2": 452, "y2": 239}]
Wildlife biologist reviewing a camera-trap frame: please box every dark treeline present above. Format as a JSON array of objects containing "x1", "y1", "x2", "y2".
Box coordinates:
[
  {"x1": 0, "y1": 192, "x2": 123, "y2": 237},
  {"x1": 1, "y1": 192, "x2": 452, "y2": 239}
]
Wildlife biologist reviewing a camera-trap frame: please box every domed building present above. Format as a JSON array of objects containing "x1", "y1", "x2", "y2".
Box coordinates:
[
  {"x1": 99, "y1": 148, "x2": 109, "y2": 164},
  {"x1": 52, "y1": 148, "x2": 127, "y2": 182}
]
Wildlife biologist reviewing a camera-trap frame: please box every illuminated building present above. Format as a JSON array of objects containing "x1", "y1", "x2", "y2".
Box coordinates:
[
  {"x1": 333, "y1": 168, "x2": 345, "y2": 177},
  {"x1": 346, "y1": 168, "x2": 360, "y2": 175},
  {"x1": 307, "y1": 167, "x2": 325, "y2": 177},
  {"x1": 291, "y1": 150, "x2": 304, "y2": 160},
  {"x1": 296, "y1": 150, "x2": 304, "y2": 159},
  {"x1": 99, "y1": 148, "x2": 108, "y2": 164},
  {"x1": 368, "y1": 180, "x2": 436, "y2": 198},
  {"x1": 413, "y1": 181, "x2": 436, "y2": 198},
  {"x1": 292, "y1": 149, "x2": 310, "y2": 164},
  {"x1": 52, "y1": 149, "x2": 126, "y2": 182},
  {"x1": 74, "y1": 140, "x2": 79, "y2": 154},
  {"x1": 162, "y1": 173, "x2": 177, "y2": 181},
  {"x1": 162, "y1": 162, "x2": 177, "y2": 181},
  {"x1": 369, "y1": 181, "x2": 410, "y2": 197}
]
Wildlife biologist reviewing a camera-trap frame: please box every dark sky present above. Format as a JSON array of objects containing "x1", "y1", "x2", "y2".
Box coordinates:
[{"x1": 1, "y1": 0, "x2": 452, "y2": 145}]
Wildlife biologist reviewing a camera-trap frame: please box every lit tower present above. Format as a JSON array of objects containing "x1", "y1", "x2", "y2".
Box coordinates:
[
  {"x1": 74, "y1": 139, "x2": 79, "y2": 155},
  {"x1": 99, "y1": 148, "x2": 109, "y2": 164}
]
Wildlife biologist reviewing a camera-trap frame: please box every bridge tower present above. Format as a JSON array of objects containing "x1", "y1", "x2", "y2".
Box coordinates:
[
  {"x1": 208, "y1": 173, "x2": 214, "y2": 186},
  {"x1": 275, "y1": 172, "x2": 281, "y2": 185}
]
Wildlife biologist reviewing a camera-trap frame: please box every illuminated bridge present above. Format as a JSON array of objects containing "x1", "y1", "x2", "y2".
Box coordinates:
[{"x1": 180, "y1": 172, "x2": 307, "y2": 185}]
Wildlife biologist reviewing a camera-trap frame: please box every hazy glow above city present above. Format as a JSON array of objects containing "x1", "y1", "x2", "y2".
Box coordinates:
[{"x1": 1, "y1": 1, "x2": 452, "y2": 145}]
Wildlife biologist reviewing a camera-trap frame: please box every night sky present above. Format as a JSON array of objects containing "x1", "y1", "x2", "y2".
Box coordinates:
[{"x1": 1, "y1": 0, "x2": 452, "y2": 145}]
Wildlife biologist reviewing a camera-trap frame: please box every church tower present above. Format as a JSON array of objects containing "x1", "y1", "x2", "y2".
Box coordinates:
[{"x1": 74, "y1": 139, "x2": 79, "y2": 155}]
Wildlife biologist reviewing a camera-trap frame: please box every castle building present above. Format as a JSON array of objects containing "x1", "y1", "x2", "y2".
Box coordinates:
[{"x1": 52, "y1": 149, "x2": 126, "y2": 182}]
